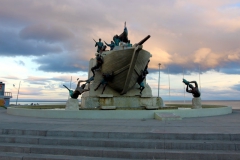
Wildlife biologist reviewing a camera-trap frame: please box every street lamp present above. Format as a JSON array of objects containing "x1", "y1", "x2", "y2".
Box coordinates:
[
  {"x1": 168, "y1": 68, "x2": 170, "y2": 102},
  {"x1": 14, "y1": 81, "x2": 21, "y2": 105},
  {"x1": 158, "y1": 63, "x2": 161, "y2": 97}
]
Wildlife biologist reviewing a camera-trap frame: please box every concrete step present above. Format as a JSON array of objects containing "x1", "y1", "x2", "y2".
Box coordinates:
[
  {"x1": 1, "y1": 128, "x2": 240, "y2": 140},
  {"x1": 0, "y1": 134, "x2": 239, "y2": 151},
  {"x1": 0, "y1": 152, "x2": 139, "y2": 160},
  {"x1": 154, "y1": 113, "x2": 182, "y2": 121},
  {"x1": 0, "y1": 143, "x2": 240, "y2": 160}
]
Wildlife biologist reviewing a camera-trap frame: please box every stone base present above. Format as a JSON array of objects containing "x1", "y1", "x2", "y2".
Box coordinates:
[
  {"x1": 101, "y1": 106, "x2": 116, "y2": 110},
  {"x1": 81, "y1": 96, "x2": 164, "y2": 108},
  {"x1": 65, "y1": 98, "x2": 79, "y2": 111},
  {"x1": 192, "y1": 97, "x2": 202, "y2": 109},
  {"x1": 145, "y1": 106, "x2": 159, "y2": 110}
]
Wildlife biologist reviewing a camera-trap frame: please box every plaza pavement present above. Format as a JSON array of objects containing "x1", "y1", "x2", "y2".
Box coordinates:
[{"x1": 0, "y1": 109, "x2": 240, "y2": 134}]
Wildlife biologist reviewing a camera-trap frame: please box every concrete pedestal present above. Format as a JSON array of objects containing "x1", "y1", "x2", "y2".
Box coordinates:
[
  {"x1": 192, "y1": 97, "x2": 202, "y2": 109},
  {"x1": 65, "y1": 98, "x2": 79, "y2": 111},
  {"x1": 81, "y1": 58, "x2": 165, "y2": 109}
]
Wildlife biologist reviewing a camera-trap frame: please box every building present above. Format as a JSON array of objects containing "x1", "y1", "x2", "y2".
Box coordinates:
[{"x1": 0, "y1": 82, "x2": 12, "y2": 107}]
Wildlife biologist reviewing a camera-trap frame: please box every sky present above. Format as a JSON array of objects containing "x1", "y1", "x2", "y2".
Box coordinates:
[{"x1": 0, "y1": 0, "x2": 240, "y2": 101}]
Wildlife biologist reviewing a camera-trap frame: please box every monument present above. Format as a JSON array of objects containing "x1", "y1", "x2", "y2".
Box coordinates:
[
  {"x1": 183, "y1": 79, "x2": 202, "y2": 109},
  {"x1": 79, "y1": 22, "x2": 164, "y2": 109}
]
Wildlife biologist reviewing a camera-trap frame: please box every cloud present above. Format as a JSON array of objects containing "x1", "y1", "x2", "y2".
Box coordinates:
[
  {"x1": 0, "y1": 0, "x2": 240, "y2": 75},
  {"x1": 19, "y1": 24, "x2": 74, "y2": 43},
  {"x1": 2, "y1": 76, "x2": 19, "y2": 80},
  {"x1": 0, "y1": 30, "x2": 63, "y2": 56},
  {"x1": 33, "y1": 54, "x2": 89, "y2": 72},
  {"x1": 15, "y1": 60, "x2": 25, "y2": 66},
  {"x1": 231, "y1": 84, "x2": 240, "y2": 91},
  {"x1": 19, "y1": 88, "x2": 43, "y2": 95}
]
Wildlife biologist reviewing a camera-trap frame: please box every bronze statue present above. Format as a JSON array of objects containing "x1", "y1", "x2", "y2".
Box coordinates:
[
  {"x1": 63, "y1": 80, "x2": 90, "y2": 99},
  {"x1": 94, "y1": 72, "x2": 114, "y2": 94},
  {"x1": 118, "y1": 21, "x2": 128, "y2": 43},
  {"x1": 183, "y1": 79, "x2": 201, "y2": 98},
  {"x1": 113, "y1": 35, "x2": 120, "y2": 46},
  {"x1": 91, "y1": 54, "x2": 103, "y2": 77},
  {"x1": 94, "y1": 38, "x2": 103, "y2": 53},
  {"x1": 137, "y1": 60, "x2": 149, "y2": 94},
  {"x1": 104, "y1": 41, "x2": 115, "y2": 50}
]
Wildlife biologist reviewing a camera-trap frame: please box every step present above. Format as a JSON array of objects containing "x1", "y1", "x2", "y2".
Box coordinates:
[
  {"x1": 154, "y1": 112, "x2": 182, "y2": 121},
  {"x1": 0, "y1": 143, "x2": 240, "y2": 160},
  {"x1": 0, "y1": 134, "x2": 240, "y2": 151},
  {"x1": 0, "y1": 152, "x2": 139, "y2": 160},
  {"x1": 2, "y1": 129, "x2": 240, "y2": 140}
]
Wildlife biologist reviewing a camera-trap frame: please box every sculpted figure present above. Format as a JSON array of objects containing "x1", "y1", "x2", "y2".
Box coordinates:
[
  {"x1": 113, "y1": 35, "x2": 120, "y2": 46},
  {"x1": 127, "y1": 40, "x2": 132, "y2": 47},
  {"x1": 94, "y1": 38, "x2": 103, "y2": 53},
  {"x1": 100, "y1": 45, "x2": 107, "y2": 53},
  {"x1": 63, "y1": 80, "x2": 90, "y2": 99},
  {"x1": 104, "y1": 41, "x2": 115, "y2": 50},
  {"x1": 119, "y1": 21, "x2": 129, "y2": 43},
  {"x1": 94, "y1": 72, "x2": 114, "y2": 94},
  {"x1": 137, "y1": 60, "x2": 150, "y2": 94},
  {"x1": 91, "y1": 54, "x2": 103, "y2": 77},
  {"x1": 183, "y1": 79, "x2": 201, "y2": 98}
]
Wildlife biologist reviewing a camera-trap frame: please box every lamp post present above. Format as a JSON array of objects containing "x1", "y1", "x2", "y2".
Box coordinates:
[
  {"x1": 183, "y1": 68, "x2": 185, "y2": 103},
  {"x1": 199, "y1": 65, "x2": 201, "y2": 92},
  {"x1": 158, "y1": 63, "x2": 161, "y2": 97},
  {"x1": 69, "y1": 76, "x2": 72, "y2": 90},
  {"x1": 168, "y1": 68, "x2": 170, "y2": 102},
  {"x1": 16, "y1": 81, "x2": 21, "y2": 105}
]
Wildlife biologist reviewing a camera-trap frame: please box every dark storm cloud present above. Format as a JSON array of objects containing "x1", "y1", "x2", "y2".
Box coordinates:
[
  {"x1": 0, "y1": 30, "x2": 62, "y2": 56},
  {"x1": 33, "y1": 54, "x2": 89, "y2": 73},
  {"x1": 219, "y1": 62, "x2": 240, "y2": 74},
  {"x1": 19, "y1": 24, "x2": 74, "y2": 43}
]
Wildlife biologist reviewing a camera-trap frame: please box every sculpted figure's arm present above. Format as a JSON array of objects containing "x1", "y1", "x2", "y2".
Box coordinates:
[
  {"x1": 186, "y1": 84, "x2": 192, "y2": 93},
  {"x1": 77, "y1": 80, "x2": 86, "y2": 88},
  {"x1": 190, "y1": 81, "x2": 198, "y2": 88}
]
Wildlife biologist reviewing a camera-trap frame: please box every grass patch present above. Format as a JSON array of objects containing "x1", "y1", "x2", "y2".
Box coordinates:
[{"x1": 18, "y1": 105, "x2": 65, "y2": 109}]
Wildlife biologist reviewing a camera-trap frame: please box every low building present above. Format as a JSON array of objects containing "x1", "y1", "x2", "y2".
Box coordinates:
[{"x1": 0, "y1": 82, "x2": 12, "y2": 107}]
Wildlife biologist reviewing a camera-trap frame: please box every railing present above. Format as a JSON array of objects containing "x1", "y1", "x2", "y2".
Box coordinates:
[{"x1": 4, "y1": 92, "x2": 12, "y2": 97}]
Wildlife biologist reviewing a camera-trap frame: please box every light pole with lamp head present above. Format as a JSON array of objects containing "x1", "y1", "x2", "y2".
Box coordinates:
[{"x1": 158, "y1": 63, "x2": 161, "y2": 97}]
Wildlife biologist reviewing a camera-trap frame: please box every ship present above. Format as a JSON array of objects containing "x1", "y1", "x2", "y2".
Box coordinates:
[{"x1": 100, "y1": 35, "x2": 152, "y2": 95}]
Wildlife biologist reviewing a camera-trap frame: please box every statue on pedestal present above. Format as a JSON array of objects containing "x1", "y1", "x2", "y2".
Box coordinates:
[
  {"x1": 183, "y1": 79, "x2": 201, "y2": 109},
  {"x1": 63, "y1": 80, "x2": 91, "y2": 99},
  {"x1": 183, "y1": 79, "x2": 201, "y2": 98},
  {"x1": 94, "y1": 38, "x2": 103, "y2": 53}
]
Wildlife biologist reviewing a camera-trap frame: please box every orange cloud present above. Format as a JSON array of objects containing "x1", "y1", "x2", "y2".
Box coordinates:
[
  {"x1": 149, "y1": 48, "x2": 172, "y2": 69},
  {"x1": 194, "y1": 48, "x2": 222, "y2": 68}
]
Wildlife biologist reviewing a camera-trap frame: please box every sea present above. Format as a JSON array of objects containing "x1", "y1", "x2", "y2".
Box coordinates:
[{"x1": 10, "y1": 100, "x2": 240, "y2": 109}]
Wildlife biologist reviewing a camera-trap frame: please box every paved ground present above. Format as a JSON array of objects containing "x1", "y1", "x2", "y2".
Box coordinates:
[{"x1": 0, "y1": 109, "x2": 240, "y2": 134}]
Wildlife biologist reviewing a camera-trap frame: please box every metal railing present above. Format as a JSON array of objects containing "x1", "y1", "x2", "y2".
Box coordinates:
[{"x1": 4, "y1": 92, "x2": 12, "y2": 97}]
